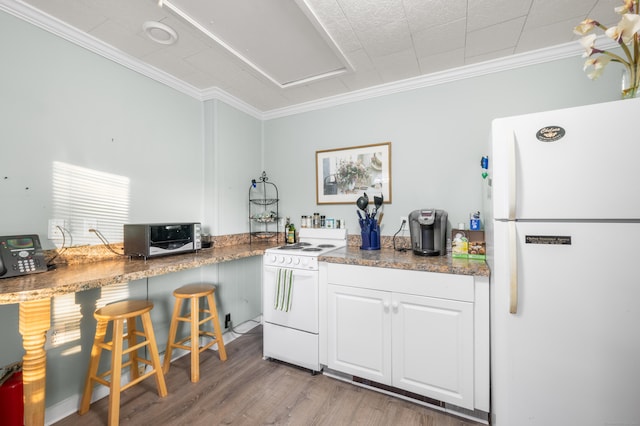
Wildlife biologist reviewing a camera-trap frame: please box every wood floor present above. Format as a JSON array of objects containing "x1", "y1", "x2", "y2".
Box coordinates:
[{"x1": 55, "y1": 325, "x2": 484, "y2": 426}]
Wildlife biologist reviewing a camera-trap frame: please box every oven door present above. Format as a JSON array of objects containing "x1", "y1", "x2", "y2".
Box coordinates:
[{"x1": 263, "y1": 264, "x2": 318, "y2": 333}]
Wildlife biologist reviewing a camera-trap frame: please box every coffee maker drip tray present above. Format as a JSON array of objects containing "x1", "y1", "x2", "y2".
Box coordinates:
[{"x1": 412, "y1": 247, "x2": 441, "y2": 256}]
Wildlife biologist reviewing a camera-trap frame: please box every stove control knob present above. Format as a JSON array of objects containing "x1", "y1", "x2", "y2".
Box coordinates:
[
  {"x1": 278, "y1": 256, "x2": 285, "y2": 263},
  {"x1": 301, "y1": 258, "x2": 309, "y2": 267},
  {"x1": 285, "y1": 257, "x2": 292, "y2": 264},
  {"x1": 270, "y1": 255, "x2": 277, "y2": 263},
  {"x1": 293, "y1": 257, "x2": 300, "y2": 265}
]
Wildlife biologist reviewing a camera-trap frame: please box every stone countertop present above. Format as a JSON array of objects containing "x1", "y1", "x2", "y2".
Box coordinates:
[
  {"x1": 0, "y1": 243, "x2": 274, "y2": 304},
  {"x1": 319, "y1": 246, "x2": 490, "y2": 277},
  {"x1": 0, "y1": 241, "x2": 489, "y2": 305}
]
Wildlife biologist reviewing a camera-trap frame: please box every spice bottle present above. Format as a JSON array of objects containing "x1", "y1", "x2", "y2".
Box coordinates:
[{"x1": 287, "y1": 222, "x2": 296, "y2": 244}]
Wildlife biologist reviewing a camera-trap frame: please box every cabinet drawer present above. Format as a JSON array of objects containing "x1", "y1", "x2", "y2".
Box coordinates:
[{"x1": 327, "y1": 263, "x2": 474, "y2": 302}]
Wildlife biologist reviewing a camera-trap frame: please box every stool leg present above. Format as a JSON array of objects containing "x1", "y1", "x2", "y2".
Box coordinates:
[
  {"x1": 127, "y1": 317, "x2": 139, "y2": 380},
  {"x1": 163, "y1": 298, "x2": 181, "y2": 374},
  {"x1": 206, "y1": 293, "x2": 227, "y2": 361},
  {"x1": 108, "y1": 318, "x2": 125, "y2": 426},
  {"x1": 79, "y1": 318, "x2": 108, "y2": 415},
  {"x1": 140, "y1": 312, "x2": 168, "y2": 397},
  {"x1": 190, "y1": 296, "x2": 200, "y2": 382}
]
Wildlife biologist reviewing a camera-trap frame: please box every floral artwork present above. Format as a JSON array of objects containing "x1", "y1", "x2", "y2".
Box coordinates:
[
  {"x1": 335, "y1": 159, "x2": 370, "y2": 191},
  {"x1": 316, "y1": 142, "x2": 391, "y2": 204},
  {"x1": 574, "y1": 0, "x2": 640, "y2": 98}
]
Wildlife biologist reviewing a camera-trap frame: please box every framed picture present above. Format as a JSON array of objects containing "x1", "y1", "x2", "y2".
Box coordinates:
[{"x1": 316, "y1": 142, "x2": 392, "y2": 204}]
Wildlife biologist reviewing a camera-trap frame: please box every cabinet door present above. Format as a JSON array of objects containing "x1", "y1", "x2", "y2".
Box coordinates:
[
  {"x1": 327, "y1": 284, "x2": 392, "y2": 385},
  {"x1": 392, "y1": 293, "x2": 474, "y2": 409}
]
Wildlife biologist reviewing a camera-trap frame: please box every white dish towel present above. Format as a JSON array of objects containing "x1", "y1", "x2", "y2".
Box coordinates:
[{"x1": 274, "y1": 268, "x2": 293, "y2": 311}]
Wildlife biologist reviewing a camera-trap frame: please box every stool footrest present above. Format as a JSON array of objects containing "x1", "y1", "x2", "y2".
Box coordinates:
[
  {"x1": 200, "y1": 339, "x2": 218, "y2": 353},
  {"x1": 120, "y1": 369, "x2": 160, "y2": 392}
]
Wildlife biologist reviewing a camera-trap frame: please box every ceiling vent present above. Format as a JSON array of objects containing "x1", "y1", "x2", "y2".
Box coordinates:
[{"x1": 142, "y1": 21, "x2": 178, "y2": 45}]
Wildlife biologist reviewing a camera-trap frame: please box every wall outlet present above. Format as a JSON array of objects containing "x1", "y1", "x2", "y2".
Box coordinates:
[
  {"x1": 225, "y1": 313, "x2": 231, "y2": 329},
  {"x1": 137, "y1": 364, "x2": 147, "y2": 376},
  {"x1": 400, "y1": 217, "x2": 408, "y2": 229},
  {"x1": 48, "y1": 219, "x2": 66, "y2": 239}
]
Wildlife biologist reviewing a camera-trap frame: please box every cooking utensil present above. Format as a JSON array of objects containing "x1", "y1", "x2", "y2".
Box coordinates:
[
  {"x1": 356, "y1": 196, "x2": 369, "y2": 213},
  {"x1": 357, "y1": 210, "x2": 366, "y2": 229},
  {"x1": 377, "y1": 212, "x2": 384, "y2": 226},
  {"x1": 373, "y1": 194, "x2": 383, "y2": 213},
  {"x1": 369, "y1": 194, "x2": 383, "y2": 221}
]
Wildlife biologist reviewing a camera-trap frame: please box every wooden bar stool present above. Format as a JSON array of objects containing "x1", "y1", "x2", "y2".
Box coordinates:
[
  {"x1": 163, "y1": 284, "x2": 227, "y2": 382},
  {"x1": 79, "y1": 300, "x2": 167, "y2": 426}
]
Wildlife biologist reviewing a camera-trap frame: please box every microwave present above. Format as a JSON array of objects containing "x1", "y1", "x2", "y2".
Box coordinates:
[
  {"x1": 0, "y1": 234, "x2": 48, "y2": 279},
  {"x1": 123, "y1": 223, "x2": 201, "y2": 259}
]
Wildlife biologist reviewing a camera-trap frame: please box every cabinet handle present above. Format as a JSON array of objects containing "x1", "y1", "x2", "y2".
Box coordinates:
[
  {"x1": 383, "y1": 301, "x2": 390, "y2": 310},
  {"x1": 392, "y1": 301, "x2": 399, "y2": 311}
]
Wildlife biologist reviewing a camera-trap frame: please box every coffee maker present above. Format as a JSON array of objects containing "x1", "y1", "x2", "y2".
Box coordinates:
[{"x1": 408, "y1": 209, "x2": 448, "y2": 256}]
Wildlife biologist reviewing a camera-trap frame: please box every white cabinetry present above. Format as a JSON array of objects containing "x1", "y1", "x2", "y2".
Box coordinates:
[
  {"x1": 322, "y1": 263, "x2": 488, "y2": 412},
  {"x1": 328, "y1": 285, "x2": 392, "y2": 384}
]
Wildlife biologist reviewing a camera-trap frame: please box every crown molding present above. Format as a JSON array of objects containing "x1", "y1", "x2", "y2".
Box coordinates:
[
  {"x1": 0, "y1": 0, "x2": 203, "y2": 99},
  {"x1": 262, "y1": 37, "x2": 619, "y2": 120},
  {"x1": 200, "y1": 87, "x2": 264, "y2": 118},
  {"x1": 1, "y1": 0, "x2": 618, "y2": 122}
]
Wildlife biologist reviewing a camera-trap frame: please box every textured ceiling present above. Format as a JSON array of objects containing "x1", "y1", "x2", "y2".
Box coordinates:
[{"x1": 2, "y1": 0, "x2": 622, "y2": 114}]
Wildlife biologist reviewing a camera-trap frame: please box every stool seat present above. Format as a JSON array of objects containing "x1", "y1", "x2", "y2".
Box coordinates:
[
  {"x1": 164, "y1": 284, "x2": 227, "y2": 382},
  {"x1": 95, "y1": 299, "x2": 153, "y2": 320},
  {"x1": 79, "y1": 299, "x2": 167, "y2": 426},
  {"x1": 173, "y1": 283, "x2": 217, "y2": 298}
]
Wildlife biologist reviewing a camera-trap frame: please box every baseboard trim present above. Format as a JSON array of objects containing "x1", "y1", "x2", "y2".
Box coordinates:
[{"x1": 322, "y1": 368, "x2": 490, "y2": 425}]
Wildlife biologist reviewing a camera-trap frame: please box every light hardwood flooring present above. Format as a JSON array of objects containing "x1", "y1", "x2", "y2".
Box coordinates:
[{"x1": 54, "y1": 325, "x2": 484, "y2": 426}]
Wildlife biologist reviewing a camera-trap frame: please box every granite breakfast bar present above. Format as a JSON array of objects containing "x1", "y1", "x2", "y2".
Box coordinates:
[
  {"x1": 1, "y1": 240, "x2": 488, "y2": 426},
  {"x1": 0, "y1": 242, "x2": 272, "y2": 426}
]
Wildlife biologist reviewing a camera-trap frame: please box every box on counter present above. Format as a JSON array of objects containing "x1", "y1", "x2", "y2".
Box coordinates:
[
  {"x1": 451, "y1": 229, "x2": 486, "y2": 260},
  {"x1": 468, "y1": 230, "x2": 486, "y2": 260},
  {"x1": 451, "y1": 229, "x2": 468, "y2": 258}
]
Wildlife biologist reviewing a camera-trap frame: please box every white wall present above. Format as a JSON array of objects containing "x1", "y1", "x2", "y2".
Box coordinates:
[
  {"x1": 0, "y1": 11, "x2": 203, "y2": 244},
  {"x1": 263, "y1": 57, "x2": 620, "y2": 234},
  {"x1": 204, "y1": 100, "x2": 263, "y2": 236}
]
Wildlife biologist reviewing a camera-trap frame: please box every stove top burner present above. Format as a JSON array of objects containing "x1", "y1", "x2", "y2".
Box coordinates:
[{"x1": 267, "y1": 235, "x2": 346, "y2": 258}]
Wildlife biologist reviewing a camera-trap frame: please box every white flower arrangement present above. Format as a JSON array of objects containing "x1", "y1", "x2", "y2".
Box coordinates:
[{"x1": 574, "y1": 0, "x2": 640, "y2": 98}]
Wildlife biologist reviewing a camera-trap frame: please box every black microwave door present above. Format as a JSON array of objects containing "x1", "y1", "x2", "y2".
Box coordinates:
[{"x1": 0, "y1": 255, "x2": 6, "y2": 276}]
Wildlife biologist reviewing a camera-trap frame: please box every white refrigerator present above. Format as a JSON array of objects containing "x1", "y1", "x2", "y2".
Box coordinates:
[{"x1": 488, "y1": 98, "x2": 640, "y2": 426}]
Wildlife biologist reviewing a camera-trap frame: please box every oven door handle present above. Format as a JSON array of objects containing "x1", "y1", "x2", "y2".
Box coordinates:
[{"x1": 264, "y1": 266, "x2": 316, "y2": 277}]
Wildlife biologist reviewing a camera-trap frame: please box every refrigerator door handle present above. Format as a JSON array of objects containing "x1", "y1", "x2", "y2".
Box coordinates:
[
  {"x1": 509, "y1": 221, "x2": 518, "y2": 314},
  {"x1": 507, "y1": 131, "x2": 517, "y2": 221}
]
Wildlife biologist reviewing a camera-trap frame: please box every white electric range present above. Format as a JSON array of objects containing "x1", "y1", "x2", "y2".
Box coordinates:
[{"x1": 262, "y1": 228, "x2": 347, "y2": 372}]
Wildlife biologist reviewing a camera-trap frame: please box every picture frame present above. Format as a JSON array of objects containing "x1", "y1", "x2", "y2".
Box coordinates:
[{"x1": 316, "y1": 142, "x2": 392, "y2": 205}]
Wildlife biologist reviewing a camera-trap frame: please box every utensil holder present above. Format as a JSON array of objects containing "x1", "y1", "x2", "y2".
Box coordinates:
[{"x1": 360, "y1": 223, "x2": 380, "y2": 250}]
